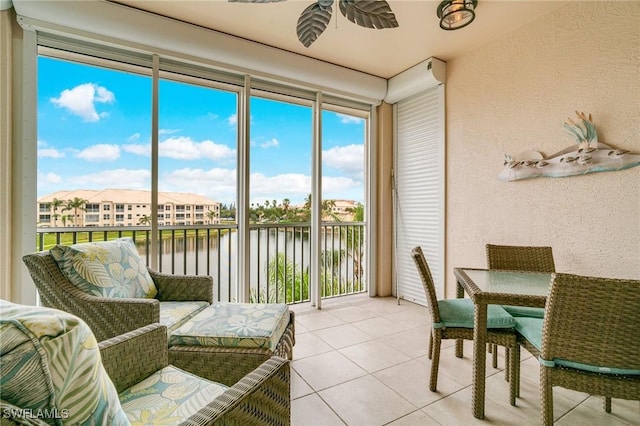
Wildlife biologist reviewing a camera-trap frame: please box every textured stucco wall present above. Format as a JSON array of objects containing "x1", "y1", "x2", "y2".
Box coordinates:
[{"x1": 445, "y1": 1, "x2": 640, "y2": 295}]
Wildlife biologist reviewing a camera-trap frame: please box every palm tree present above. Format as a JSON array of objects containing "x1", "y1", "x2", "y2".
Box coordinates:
[
  {"x1": 206, "y1": 209, "x2": 217, "y2": 224},
  {"x1": 51, "y1": 198, "x2": 64, "y2": 226},
  {"x1": 321, "y1": 199, "x2": 340, "y2": 222},
  {"x1": 138, "y1": 214, "x2": 152, "y2": 226},
  {"x1": 62, "y1": 197, "x2": 88, "y2": 226},
  {"x1": 61, "y1": 214, "x2": 73, "y2": 227}
]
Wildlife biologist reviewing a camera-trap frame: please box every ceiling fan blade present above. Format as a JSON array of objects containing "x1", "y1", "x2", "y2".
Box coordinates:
[
  {"x1": 228, "y1": 0, "x2": 286, "y2": 3},
  {"x1": 297, "y1": 2, "x2": 333, "y2": 48},
  {"x1": 338, "y1": 0, "x2": 398, "y2": 29}
]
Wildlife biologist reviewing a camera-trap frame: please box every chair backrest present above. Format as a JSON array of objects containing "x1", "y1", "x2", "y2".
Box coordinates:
[
  {"x1": 22, "y1": 251, "x2": 88, "y2": 308},
  {"x1": 541, "y1": 273, "x2": 640, "y2": 373},
  {"x1": 486, "y1": 244, "x2": 556, "y2": 273},
  {"x1": 410, "y1": 246, "x2": 440, "y2": 324}
]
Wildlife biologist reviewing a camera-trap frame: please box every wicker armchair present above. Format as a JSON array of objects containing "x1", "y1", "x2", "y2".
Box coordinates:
[
  {"x1": 411, "y1": 246, "x2": 519, "y2": 405},
  {"x1": 22, "y1": 250, "x2": 213, "y2": 342},
  {"x1": 485, "y1": 244, "x2": 555, "y2": 371},
  {"x1": 0, "y1": 318, "x2": 290, "y2": 425},
  {"x1": 100, "y1": 324, "x2": 291, "y2": 425},
  {"x1": 527, "y1": 273, "x2": 640, "y2": 425}
]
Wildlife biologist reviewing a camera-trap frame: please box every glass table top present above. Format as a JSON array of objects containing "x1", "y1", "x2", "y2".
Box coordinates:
[{"x1": 462, "y1": 269, "x2": 552, "y2": 297}]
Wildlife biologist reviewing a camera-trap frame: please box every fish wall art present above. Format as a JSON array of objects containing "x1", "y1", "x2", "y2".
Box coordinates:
[{"x1": 499, "y1": 112, "x2": 640, "y2": 182}]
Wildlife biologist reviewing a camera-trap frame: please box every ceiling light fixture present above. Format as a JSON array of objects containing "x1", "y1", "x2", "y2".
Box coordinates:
[{"x1": 437, "y1": 0, "x2": 477, "y2": 31}]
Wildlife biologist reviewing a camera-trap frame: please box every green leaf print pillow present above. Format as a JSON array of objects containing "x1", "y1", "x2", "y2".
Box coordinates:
[
  {"x1": 0, "y1": 300, "x2": 128, "y2": 425},
  {"x1": 51, "y1": 237, "x2": 157, "y2": 299}
]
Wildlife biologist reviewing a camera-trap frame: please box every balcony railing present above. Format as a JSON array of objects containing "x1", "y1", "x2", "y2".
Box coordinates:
[{"x1": 35, "y1": 222, "x2": 367, "y2": 305}]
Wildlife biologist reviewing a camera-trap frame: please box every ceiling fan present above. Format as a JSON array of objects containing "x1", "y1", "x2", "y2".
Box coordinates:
[{"x1": 229, "y1": 0, "x2": 399, "y2": 48}]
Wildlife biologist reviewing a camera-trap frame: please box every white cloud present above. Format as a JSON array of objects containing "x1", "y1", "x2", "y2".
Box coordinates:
[
  {"x1": 161, "y1": 167, "x2": 237, "y2": 203},
  {"x1": 160, "y1": 168, "x2": 362, "y2": 205},
  {"x1": 50, "y1": 83, "x2": 115, "y2": 122},
  {"x1": 69, "y1": 169, "x2": 150, "y2": 189},
  {"x1": 123, "y1": 143, "x2": 150, "y2": 156},
  {"x1": 37, "y1": 139, "x2": 64, "y2": 158},
  {"x1": 159, "y1": 137, "x2": 235, "y2": 161},
  {"x1": 336, "y1": 113, "x2": 364, "y2": 124},
  {"x1": 260, "y1": 138, "x2": 280, "y2": 149},
  {"x1": 227, "y1": 114, "x2": 237, "y2": 125},
  {"x1": 128, "y1": 133, "x2": 141, "y2": 142},
  {"x1": 38, "y1": 147, "x2": 65, "y2": 159},
  {"x1": 322, "y1": 175, "x2": 361, "y2": 194},
  {"x1": 75, "y1": 144, "x2": 120, "y2": 162},
  {"x1": 159, "y1": 128, "x2": 180, "y2": 135},
  {"x1": 38, "y1": 172, "x2": 63, "y2": 185},
  {"x1": 323, "y1": 144, "x2": 364, "y2": 179},
  {"x1": 250, "y1": 173, "x2": 311, "y2": 196}
]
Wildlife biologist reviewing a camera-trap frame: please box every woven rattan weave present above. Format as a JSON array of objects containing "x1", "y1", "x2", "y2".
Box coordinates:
[
  {"x1": 411, "y1": 246, "x2": 518, "y2": 406},
  {"x1": 99, "y1": 323, "x2": 291, "y2": 425},
  {"x1": 23, "y1": 251, "x2": 213, "y2": 342}
]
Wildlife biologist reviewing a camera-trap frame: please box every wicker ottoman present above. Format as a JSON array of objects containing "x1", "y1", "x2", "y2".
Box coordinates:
[{"x1": 168, "y1": 302, "x2": 295, "y2": 386}]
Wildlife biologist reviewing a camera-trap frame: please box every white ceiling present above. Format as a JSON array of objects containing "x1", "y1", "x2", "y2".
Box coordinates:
[{"x1": 110, "y1": 0, "x2": 566, "y2": 79}]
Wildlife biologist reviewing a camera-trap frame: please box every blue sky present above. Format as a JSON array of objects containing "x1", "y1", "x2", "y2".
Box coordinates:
[{"x1": 37, "y1": 56, "x2": 366, "y2": 206}]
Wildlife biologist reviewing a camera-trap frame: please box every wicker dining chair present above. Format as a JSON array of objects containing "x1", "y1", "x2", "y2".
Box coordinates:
[
  {"x1": 485, "y1": 244, "x2": 556, "y2": 372},
  {"x1": 519, "y1": 273, "x2": 640, "y2": 425},
  {"x1": 411, "y1": 246, "x2": 519, "y2": 405}
]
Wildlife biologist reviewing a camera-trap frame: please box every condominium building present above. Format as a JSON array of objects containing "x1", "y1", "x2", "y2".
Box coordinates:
[
  {"x1": 328, "y1": 199, "x2": 361, "y2": 222},
  {"x1": 37, "y1": 189, "x2": 220, "y2": 227}
]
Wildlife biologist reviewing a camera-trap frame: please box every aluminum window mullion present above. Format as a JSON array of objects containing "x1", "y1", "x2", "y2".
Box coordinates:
[
  {"x1": 237, "y1": 75, "x2": 251, "y2": 303},
  {"x1": 311, "y1": 92, "x2": 322, "y2": 309},
  {"x1": 150, "y1": 55, "x2": 159, "y2": 270}
]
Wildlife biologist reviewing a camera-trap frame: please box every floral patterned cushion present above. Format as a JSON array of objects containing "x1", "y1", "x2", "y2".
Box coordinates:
[
  {"x1": 169, "y1": 302, "x2": 290, "y2": 351},
  {"x1": 159, "y1": 301, "x2": 209, "y2": 335},
  {"x1": 0, "y1": 300, "x2": 128, "y2": 425},
  {"x1": 51, "y1": 237, "x2": 158, "y2": 299},
  {"x1": 119, "y1": 366, "x2": 228, "y2": 425}
]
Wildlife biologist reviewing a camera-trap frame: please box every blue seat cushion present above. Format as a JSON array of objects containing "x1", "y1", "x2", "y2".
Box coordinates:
[
  {"x1": 503, "y1": 306, "x2": 545, "y2": 318},
  {"x1": 538, "y1": 358, "x2": 640, "y2": 376},
  {"x1": 514, "y1": 317, "x2": 543, "y2": 350},
  {"x1": 434, "y1": 298, "x2": 515, "y2": 329}
]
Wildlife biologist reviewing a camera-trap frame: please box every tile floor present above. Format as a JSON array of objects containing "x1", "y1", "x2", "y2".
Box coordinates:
[{"x1": 288, "y1": 294, "x2": 639, "y2": 426}]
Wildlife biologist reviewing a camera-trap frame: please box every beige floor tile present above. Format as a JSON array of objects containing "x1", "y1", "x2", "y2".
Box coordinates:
[
  {"x1": 433, "y1": 341, "x2": 503, "y2": 388},
  {"x1": 291, "y1": 393, "x2": 346, "y2": 426},
  {"x1": 382, "y1": 306, "x2": 430, "y2": 329},
  {"x1": 381, "y1": 326, "x2": 431, "y2": 358},
  {"x1": 314, "y1": 324, "x2": 374, "y2": 349},
  {"x1": 373, "y1": 357, "x2": 466, "y2": 408},
  {"x1": 339, "y1": 339, "x2": 411, "y2": 373},
  {"x1": 352, "y1": 315, "x2": 412, "y2": 338},
  {"x1": 318, "y1": 375, "x2": 417, "y2": 426},
  {"x1": 289, "y1": 296, "x2": 608, "y2": 425},
  {"x1": 292, "y1": 350, "x2": 367, "y2": 391},
  {"x1": 581, "y1": 396, "x2": 640, "y2": 425},
  {"x1": 421, "y1": 386, "x2": 536, "y2": 426},
  {"x1": 295, "y1": 320, "x2": 310, "y2": 335},
  {"x1": 291, "y1": 368, "x2": 314, "y2": 400},
  {"x1": 329, "y1": 305, "x2": 380, "y2": 323},
  {"x1": 556, "y1": 402, "x2": 631, "y2": 426},
  {"x1": 386, "y1": 409, "x2": 442, "y2": 425},
  {"x1": 295, "y1": 310, "x2": 346, "y2": 331},
  {"x1": 293, "y1": 331, "x2": 334, "y2": 359}
]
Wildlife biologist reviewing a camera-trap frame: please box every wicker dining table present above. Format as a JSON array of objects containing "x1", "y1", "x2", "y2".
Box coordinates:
[{"x1": 453, "y1": 267, "x2": 553, "y2": 419}]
